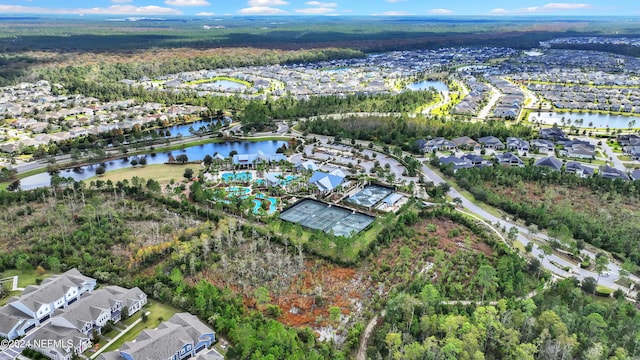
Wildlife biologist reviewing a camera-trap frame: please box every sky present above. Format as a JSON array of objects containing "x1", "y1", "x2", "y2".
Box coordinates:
[{"x1": 0, "y1": 0, "x2": 636, "y2": 17}]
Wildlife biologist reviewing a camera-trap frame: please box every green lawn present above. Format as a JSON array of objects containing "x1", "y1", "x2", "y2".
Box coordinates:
[
  {"x1": 0, "y1": 269, "x2": 54, "y2": 306},
  {"x1": 0, "y1": 268, "x2": 52, "y2": 288},
  {"x1": 87, "y1": 164, "x2": 195, "y2": 185},
  {"x1": 102, "y1": 300, "x2": 179, "y2": 353}
]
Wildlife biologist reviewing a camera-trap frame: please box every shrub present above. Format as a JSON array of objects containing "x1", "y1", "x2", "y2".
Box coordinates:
[{"x1": 595, "y1": 285, "x2": 613, "y2": 297}]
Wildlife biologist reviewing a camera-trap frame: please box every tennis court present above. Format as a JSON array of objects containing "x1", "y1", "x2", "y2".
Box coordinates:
[
  {"x1": 280, "y1": 199, "x2": 375, "y2": 237},
  {"x1": 344, "y1": 185, "x2": 394, "y2": 208}
]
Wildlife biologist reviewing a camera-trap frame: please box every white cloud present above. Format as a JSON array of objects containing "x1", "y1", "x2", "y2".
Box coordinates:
[
  {"x1": 372, "y1": 11, "x2": 410, "y2": 16},
  {"x1": 295, "y1": 7, "x2": 335, "y2": 14},
  {"x1": 428, "y1": 8, "x2": 452, "y2": 14},
  {"x1": 165, "y1": 0, "x2": 210, "y2": 6},
  {"x1": 305, "y1": 1, "x2": 337, "y2": 6},
  {"x1": 196, "y1": 11, "x2": 216, "y2": 16},
  {"x1": 489, "y1": 8, "x2": 508, "y2": 14},
  {"x1": 541, "y1": 2, "x2": 591, "y2": 9},
  {"x1": 0, "y1": 4, "x2": 182, "y2": 15},
  {"x1": 247, "y1": 0, "x2": 289, "y2": 6},
  {"x1": 239, "y1": 6, "x2": 289, "y2": 14},
  {"x1": 490, "y1": 3, "x2": 592, "y2": 14},
  {"x1": 84, "y1": 5, "x2": 182, "y2": 15},
  {"x1": 111, "y1": 0, "x2": 133, "y2": 3}
]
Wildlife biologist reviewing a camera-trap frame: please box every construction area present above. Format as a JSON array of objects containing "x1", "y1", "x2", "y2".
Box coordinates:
[{"x1": 279, "y1": 199, "x2": 375, "y2": 237}]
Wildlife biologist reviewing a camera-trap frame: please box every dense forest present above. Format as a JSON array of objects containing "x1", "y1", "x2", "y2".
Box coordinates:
[
  {"x1": 2, "y1": 16, "x2": 639, "y2": 53},
  {"x1": 37, "y1": 48, "x2": 364, "y2": 85},
  {"x1": 0, "y1": 174, "x2": 638, "y2": 359},
  {"x1": 453, "y1": 165, "x2": 640, "y2": 265},
  {"x1": 371, "y1": 277, "x2": 638, "y2": 359}
]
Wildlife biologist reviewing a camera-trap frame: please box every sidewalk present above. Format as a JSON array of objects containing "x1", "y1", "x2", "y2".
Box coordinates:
[{"x1": 89, "y1": 313, "x2": 148, "y2": 359}]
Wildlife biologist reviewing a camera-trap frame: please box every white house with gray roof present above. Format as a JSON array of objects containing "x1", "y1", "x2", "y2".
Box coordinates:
[
  {"x1": 0, "y1": 268, "x2": 96, "y2": 340},
  {"x1": 97, "y1": 313, "x2": 215, "y2": 360},
  {"x1": 27, "y1": 323, "x2": 92, "y2": 360},
  {"x1": 49, "y1": 286, "x2": 146, "y2": 337}
]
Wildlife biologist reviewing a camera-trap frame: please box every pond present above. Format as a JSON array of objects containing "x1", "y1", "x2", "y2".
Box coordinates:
[
  {"x1": 528, "y1": 112, "x2": 640, "y2": 129},
  {"x1": 164, "y1": 119, "x2": 228, "y2": 138},
  {"x1": 20, "y1": 140, "x2": 288, "y2": 190},
  {"x1": 200, "y1": 80, "x2": 247, "y2": 90},
  {"x1": 407, "y1": 80, "x2": 448, "y2": 92}
]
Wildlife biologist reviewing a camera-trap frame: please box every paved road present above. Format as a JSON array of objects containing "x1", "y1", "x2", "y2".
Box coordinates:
[
  {"x1": 589, "y1": 137, "x2": 627, "y2": 172},
  {"x1": 420, "y1": 91, "x2": 450, "y2": 116},
  {"x1": 419, "y1": 162, "x2": 638, "y2": 292},
  {"x1": 477, "y1": 83, "x2": 501, "y2": 119}
]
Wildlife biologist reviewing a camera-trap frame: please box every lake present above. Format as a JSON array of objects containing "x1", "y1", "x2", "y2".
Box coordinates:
[
  {"x1": 407, "y1": 80, "x2": 448, "y2": 92},
  {"x1": 528, "y1": 112, "x2": 640, "y2": 129},
  {"x1": 20, "y1": 140, "x2": 288, "y2": 190}
]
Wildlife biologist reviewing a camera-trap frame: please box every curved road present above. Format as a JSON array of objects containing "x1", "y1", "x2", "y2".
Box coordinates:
[{"x1": 419, "y1": 162, "x2": 638, "y2": 292}]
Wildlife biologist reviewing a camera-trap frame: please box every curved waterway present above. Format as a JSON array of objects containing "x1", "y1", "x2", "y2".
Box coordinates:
[{"x1": 20, "y1": 140, "x2": 287, "y2": 190}]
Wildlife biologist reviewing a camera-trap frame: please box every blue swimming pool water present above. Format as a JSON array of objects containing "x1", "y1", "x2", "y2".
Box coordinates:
[
  {"x1": 253, "y1": 194, "x2": 277, "y2": 214},
  {"x1": 221, "y1": 171, "x2": 252, "y2": 182}
]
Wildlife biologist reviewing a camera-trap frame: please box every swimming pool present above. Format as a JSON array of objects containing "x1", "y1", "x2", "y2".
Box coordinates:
[
  {"x1": 221, "y1": 171, "x2": 253, "y2": 182},
  {"x1": 252, "y1": 193, "x2": 277, "y2": 214}
]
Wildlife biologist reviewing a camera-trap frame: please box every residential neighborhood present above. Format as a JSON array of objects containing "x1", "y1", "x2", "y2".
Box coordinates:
[{"x1": 0, "y1": 269, "x2": 217, "y2": 360}]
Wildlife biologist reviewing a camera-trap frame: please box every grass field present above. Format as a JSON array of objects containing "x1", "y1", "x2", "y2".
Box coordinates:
[
  {"x1": 0, "y1": 269, "x2": 54, "y2": 306},
  {"x1": 88, "y1": 164, "x2": 197, "y2": 184},
  {"x1": 0, "y1": 268, "x2": 52, "y2": 288}
]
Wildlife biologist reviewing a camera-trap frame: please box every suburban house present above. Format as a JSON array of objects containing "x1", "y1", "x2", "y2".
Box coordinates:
[
  {"x1": 631, "y1": 169, "x2": 640, "y2": 181},
  {"x1": 599, "y1": 165, "x2": 630, "y2": 181},
  {"x1": 231, "y1": 151, "x2": 287, "y2": 168},
  {"x1": 451, "y1": 136, "x2": 481, "y2": 151},
  {"x1": 495, "y1": 152, "x2": 525, "y2": 167},
  {"x1": 49, "y1": 286, "x2": 146, "y2": 337},
  {"x1": 623, "y1": 145, "x2": 640, "y2": 160},
  {"x1": 101, "y1": 285, "x2": 148, "y2": 319},
  {"x1": 26, "y1": 285, "x2": 147, "y2": 360},
  {"x1": 534, "y1": 156, "x2": 563, "y2": 171},
  {"x1": 422, "y1": 137, "x2": 456, "y2": 153},
  {"x1": 0, "y1": 269, "x2": 96, "y2": 340},
  {"x1": 617, "y1": 134, "x2": 640, "y2": 147},
  {"x1": 561, "y1": 140, "x2": 595, "y2": 159},
  {"x1": 28, "y1": 322, "x2": 92, "y2": 360},
  {"x1": 478, "y1": 136, "x2": 505, "y2": 150},
  {"x1": 461, "y1": 154, "x2": 492, "y2": 167},
  {"x1": 309, "y1": 169, "x2": 347, "y2": 192},
  {"x1": 529, "y1": 139, "x2": 555, "y2": 153},
  {"x1": 539, "y1": 127, "x2": 567, "y2": 141},
  {"x1": 506, "y1": 137, "x2": 530, "y2": 152},
  {"x1": 438, "y1": 155, "x2": 473, "y2": 173},
  {"x1": 97, "y1": 313, "x2": 216, "y2": 360},
  {"x1": 565, "y1": 161, "x2": 595, "y2": 178}
]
